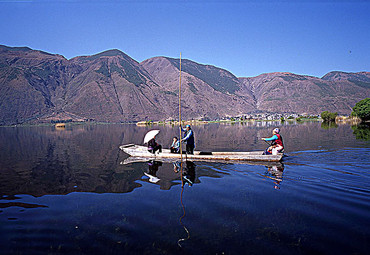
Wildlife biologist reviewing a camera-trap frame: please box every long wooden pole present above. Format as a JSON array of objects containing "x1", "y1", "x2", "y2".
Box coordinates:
[
  {"x1": 179, "y1": 53, "x2": 183, "y2": 162},
  {"x1": 178, "y1": 54, "x2": 190, "y2": 245}
]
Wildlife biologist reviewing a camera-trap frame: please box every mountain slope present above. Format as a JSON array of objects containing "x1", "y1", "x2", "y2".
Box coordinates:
[
  {"x1": 64, "y1": 50, "x2": 166, "y2": 122},
  {"x1": 239, "y1": 72, "x2": 370, "y2": 114},
  {"x1": 0, "y1": 45, "x2": 82, "y2": 124},
  {"x1": 0, "y1": 45, "x2": 369, "y2": 125},
  {"x1": 141, "y1": 57, "x2": 256, "y2": 120}
]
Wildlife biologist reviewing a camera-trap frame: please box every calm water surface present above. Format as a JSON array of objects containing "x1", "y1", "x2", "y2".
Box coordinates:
[{"x1": 0, "y1": 122, "x2": 369, "y2": 254}]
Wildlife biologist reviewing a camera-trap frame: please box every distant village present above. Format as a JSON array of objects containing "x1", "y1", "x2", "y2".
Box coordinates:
[
  {"x1": 212, "y1": 113, "x2": 320, "y2": 122},
  {"x1": 136, "y1": 113, "x2": 323, "y2": 126}
]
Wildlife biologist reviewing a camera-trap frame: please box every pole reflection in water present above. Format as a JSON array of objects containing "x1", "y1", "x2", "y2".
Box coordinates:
[
  {"x1": 140, "y1": 159, "x2": 196, "y2": 247},
  {"x1": 177, "y1": 160, "x2": 196, "y2": 247}
]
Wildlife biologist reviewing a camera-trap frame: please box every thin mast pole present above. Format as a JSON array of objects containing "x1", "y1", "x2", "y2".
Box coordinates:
[{"x1": 179, "y1": 53, "x2": 183, "y2": 162}]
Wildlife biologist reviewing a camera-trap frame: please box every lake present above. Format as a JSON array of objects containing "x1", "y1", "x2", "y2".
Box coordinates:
[{"x1": 0, "y1": 121, "x2": 369, "y2": 254}]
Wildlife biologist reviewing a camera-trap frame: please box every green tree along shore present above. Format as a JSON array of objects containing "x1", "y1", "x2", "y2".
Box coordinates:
[
  {"x1": 321, "y1": 111, "x2": 338, "y2": 122},
  {"x1": 351, "y1": 98, "x2": 370, "y2": 122}
]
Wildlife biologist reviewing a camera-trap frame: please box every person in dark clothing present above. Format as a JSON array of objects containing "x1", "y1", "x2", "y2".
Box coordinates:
[
  {"x1": 180, "y1": 125, "x2": 195, "y2": 154},
  {"x1": 147, "y1": 136, "x2": 162, "y2": 154}
]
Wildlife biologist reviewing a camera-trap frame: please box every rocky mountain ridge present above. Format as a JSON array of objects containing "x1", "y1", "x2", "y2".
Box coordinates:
[{"x1": 0, "y1": 45, "x2": 369, "y2": 125}]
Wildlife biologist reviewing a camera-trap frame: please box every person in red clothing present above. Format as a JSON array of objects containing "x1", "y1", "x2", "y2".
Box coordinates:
[{"x1": 262, "y1": 128, "x2": 284, "y2": 155}]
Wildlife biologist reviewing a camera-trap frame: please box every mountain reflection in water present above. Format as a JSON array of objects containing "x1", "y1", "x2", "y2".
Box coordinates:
[
  {"x1": 0, "y1": 121, "x2": 366, "y2": 197},
  {"x1": 0, "y1": 123, "x2": 293, "y2": 197},
  {"x1": 0, "y1": 122, "x2": 369, "y2": 255}
]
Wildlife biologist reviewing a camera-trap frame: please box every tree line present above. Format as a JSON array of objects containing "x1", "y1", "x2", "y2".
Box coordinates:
[{"x1": 321, "y1": 98, "x2": 370, "y2": 122}]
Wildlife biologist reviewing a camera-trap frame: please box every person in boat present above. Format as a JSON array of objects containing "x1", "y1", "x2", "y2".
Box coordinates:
[
  {"x1": 180, "y1": 124, "x2": 195, "y2": 154},
  {"x1": 148, "y1": 135, "x2": 162, "y2": 154},
  {"x1": 262, "y1": 128, "x2": 284, "y2": 155},
  {"x1": 170, "y1": 136, "x2": 180, "y2": 153}
]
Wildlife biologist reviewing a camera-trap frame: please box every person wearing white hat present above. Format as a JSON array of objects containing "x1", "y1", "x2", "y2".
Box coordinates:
[{"x1": 262, "y1": 128, "x2": 284, "y2": 155}]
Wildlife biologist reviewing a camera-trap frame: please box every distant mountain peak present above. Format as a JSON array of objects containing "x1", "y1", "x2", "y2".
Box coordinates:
[
  {"x1": 322, "y1": 71, "x2": 351, "y2": 80},
  {"x1": 0, "y1": 45, "x2": 59, "y2": 57},
  {"x1": 0, "y1": 45, "x2": 33, "y2": 52},
  {"x1": 322, "y1": 71, "x2": 370, "y2": 84},
  {"x1": 90, "y1": 49, "x2": 132, "y2": 60}
]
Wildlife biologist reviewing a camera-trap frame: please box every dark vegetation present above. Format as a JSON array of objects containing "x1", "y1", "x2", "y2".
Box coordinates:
[
  {"x1": 351, "y1": 123, "x2": 370, "y2": 141},
  {"x1": 168, "y1": 58, "x2": 240, "y2": 94},
  {"x1": 351, "y1": 98, "x2": 370, "y2": 121},
  {"x1": 51, "y1": 119, "x2": 73, "y2": 124},
  {"x1": 321, "y1": 111, "x2": 338, "y2": 122},
  {"x1": 119, "y1": 59, "x2": 144, "y2": 87}
]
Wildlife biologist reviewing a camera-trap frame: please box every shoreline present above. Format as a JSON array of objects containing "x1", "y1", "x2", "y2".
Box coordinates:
[{"x1": 1, "y1": 116, "x2": 365, "y2": 128}]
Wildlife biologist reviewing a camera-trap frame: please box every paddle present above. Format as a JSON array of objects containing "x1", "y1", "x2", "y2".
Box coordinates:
[{"x1": 261, "y1": 138, "x2": 272, "y2": 155}]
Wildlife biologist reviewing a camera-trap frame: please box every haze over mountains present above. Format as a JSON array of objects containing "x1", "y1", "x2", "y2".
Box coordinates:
[{"x1": 0, "y1": 45, "x2": 369, "y2": 125}]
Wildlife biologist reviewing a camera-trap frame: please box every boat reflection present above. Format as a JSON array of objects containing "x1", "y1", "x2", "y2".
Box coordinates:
[
  {"x1": 261, "y1": 163, "x2": 285, "y2": 189},
  {"x1": 142, "y1": 160, "x2": 197, "y2": 188},
  {"x1": 125, "y1": 157, "x2": 286, "y2": 190},
  {"x1": 144, "y1": 160, "x2": 162, "y2": 183},
  {"x1": 172, "y1": 161, "x2": 196, "y2": 187}
]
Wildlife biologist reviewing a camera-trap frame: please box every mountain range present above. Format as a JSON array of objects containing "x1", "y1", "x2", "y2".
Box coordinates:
[{"x1": 1, "y1": 45, "x2": 369, "y2": 125}]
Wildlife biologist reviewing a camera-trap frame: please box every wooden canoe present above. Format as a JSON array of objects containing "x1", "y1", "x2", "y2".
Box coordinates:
[{"x1": 119, "y1": 144, "x2": 283, "y2": 162}]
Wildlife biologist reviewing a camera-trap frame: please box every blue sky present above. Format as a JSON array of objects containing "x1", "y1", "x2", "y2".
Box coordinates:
[{"x1": 0, "y1": 0, "x2": 369, "y2": 78}]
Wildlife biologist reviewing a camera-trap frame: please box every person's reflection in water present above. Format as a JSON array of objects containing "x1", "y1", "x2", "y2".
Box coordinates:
[
  {"x1": 173, "y1": 161, "x2": 180, "y2": 173},
  {"x1": 264, "y1": 163, "x2": 285, "y2": 189},
  {"x1": 144, "y1": 160, "x2": 162, "y2": 183},
  {"x1": 182, "y1": 161, "x2": 196, "y2": 187},
  {"x1": 173, "y1": 161, "x2": 196, "y2": 186}
]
